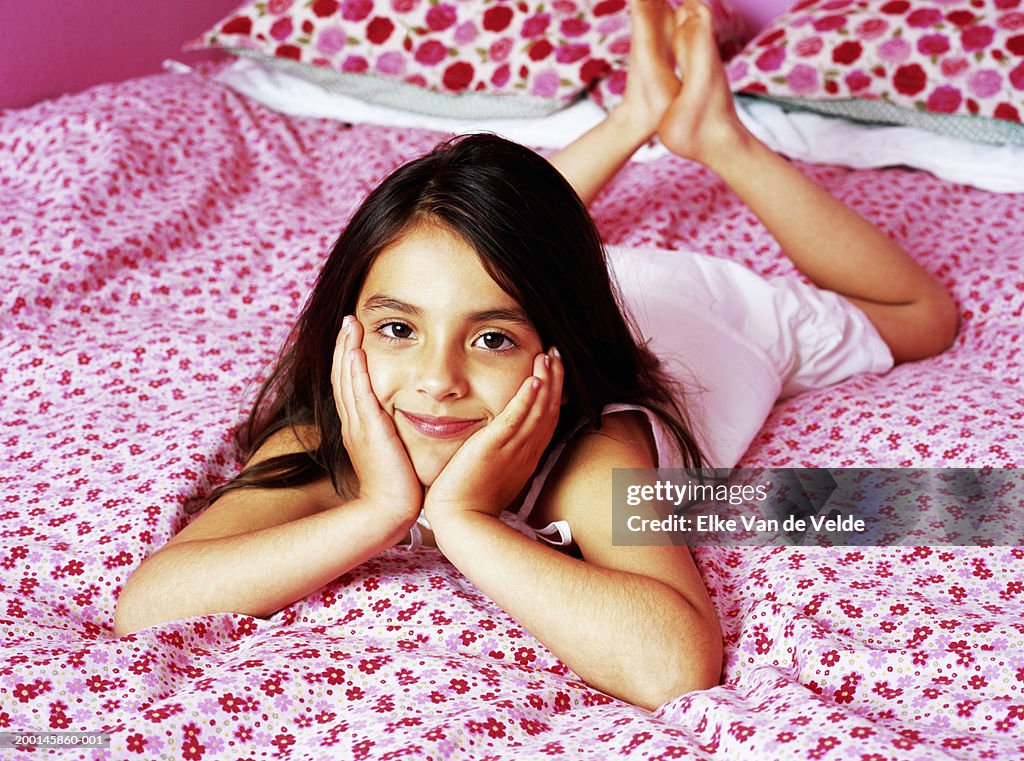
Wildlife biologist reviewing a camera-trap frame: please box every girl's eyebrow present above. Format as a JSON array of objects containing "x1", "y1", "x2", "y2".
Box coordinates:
[{"x1": 360, "y1": 294, "x2": 533, "y2": 327}]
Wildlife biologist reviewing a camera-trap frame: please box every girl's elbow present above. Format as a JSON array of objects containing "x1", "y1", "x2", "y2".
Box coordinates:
[
  {"x1": 635, "y1": 616, "x2": 724, "y2": 710},
  {"x1": 891, "y1": 289, "x2": 959, "y2": 364}
]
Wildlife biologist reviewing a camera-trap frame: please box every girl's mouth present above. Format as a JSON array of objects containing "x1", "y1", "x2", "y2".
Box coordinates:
[{"x1": 398, "y1": 410, "x2": 483, "y2": 439}]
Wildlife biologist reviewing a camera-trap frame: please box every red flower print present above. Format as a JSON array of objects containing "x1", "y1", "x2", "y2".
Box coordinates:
[
  {"x1": 491, "y1": 63, "x2": 511, "y2": 87},
  {"x1": 927, "y1": 85, "x2": 962, "y2": 114},
  {"x1": 522, "y1": 13, "x2": 551, "y2": 38},
  {"x1": 555, "y1": 43, "x2": 590, "y2": 64},
  {"x1": 961, "y1": 25, "x2": 995, "y2": 52},
  {"x1": 529, "y1": 39, "x2": 554, "y2": 61},
  {"x1": 995, "y1": 102, "x2": 1020, "y2": 121},
  {"x1": 813, "y1": 15, "x2": 846, "y2": 33},
  {"x1": 832, "y1": 40, "x2": 863, "y2": 65},
  {"x1": 442, "y1": 61, "x2": 475, "y2": 91},
  {"x1": 1010, "y1": 62, "x2": 1024, "y2": 91},
  {"x1": 426, "y1": 4, "x2": 457, "y2": 31},
  {"x1": 483, "y1": 6, "x2": 513, "y2": 32},
  {"x1": 367, "y1": 17, "x2": 395, "y2": 44},
  {"x1": 274, "y1": 44, "x2": 302, "y2": 61},
  {"x1": 917, "y1": 34, "x2": 951, "y2": 57},
  {"x1": 580, "y1": 58, "x2": 610, "y2": 84},
  {"x1": 126, "y1": 733, "x2": 147, "y2": 753},
  {"x1": 313, "y1": 0, "x2": 339, "y2": 17},
  {"x1": 906, "y1": 8, "x2": 942, "y2": 28},
  {"x1": 893, "y1": 63, "x2": 927, "y2": 95},
  {"x1": 946, "y1": 10, "x2": 976, "y2": 27},
  {"x1": 414, "y1": 40, "x2": 447, "y2": 66},
  {"x1": 594, "y1": 0, "x2": 625, "y2": 16},
  {"x1": 221, "y1": 16, "x2": 253, "y2": 35},
  {"x1": 880, "y1": 1, "x2": 910, "y2": 14},
  {"x1": 845, "y1": 70, "x2": 871, "y2": 91},
  {"x1": 755, "y1": 46, "x2": 786, "y2": 73}
]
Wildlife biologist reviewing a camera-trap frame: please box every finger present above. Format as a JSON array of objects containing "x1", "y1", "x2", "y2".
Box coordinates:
[
  {"x1": 518, "y1": 352, "x2": 554, "y2": 435},
  {"x1": 333, "y1": 317, "x2": 354, "y2": 425},
  {"x1": 548, "y1": 347, "x2": 566, "y2": 417},
  {"x1": 490, "y1": 373, "x2": 541, "y2": 445}
]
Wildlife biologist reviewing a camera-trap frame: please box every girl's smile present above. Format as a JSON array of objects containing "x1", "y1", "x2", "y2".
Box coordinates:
[{"x1": 353, "y1": 221, "x2": 545, "y2": 486}]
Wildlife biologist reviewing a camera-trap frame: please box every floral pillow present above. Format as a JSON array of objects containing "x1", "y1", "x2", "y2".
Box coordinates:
[
  {"x1": 191, "y1": 0, "x2": 638, "y2": 118},
  {"x1": 726, "y1": 0, "x2": 1024, "y2": 142}
]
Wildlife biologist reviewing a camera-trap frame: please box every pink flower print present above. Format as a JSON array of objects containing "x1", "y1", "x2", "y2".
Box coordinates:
[
  {"x1": 812, "y1": 15, "x2": 847, "y2": 33},
  {"x1": 917, "y1": 33, "x2": 951, "y2": 57},
  {"x1": 426, "y1": 3, "x2": 457, "y2": 32},
  {"x1": 316, "y1": 27, "x2": 347, "y2": 56},
  {"x1": 597, "y1": 16, "x2": 628, "y2": 36},
  {"x1": 531, "y1": 69, "x2": 560, "y2": 98},
  {"x1": 491, "y1": 63, "x2": 511, "y2": 87},
  {"x1": 560, "y1": 17, "x2": 591, "y2": 37},
  {"x1": 877, "y1": 37, "x2": 911, "y2": 64},
  {"x1": 555, "y1": 42, "x2": 590, "y2": 64},
  {"x1": 961, "y1": 25, "x2": 995, "y2": 52},
  {"x1": 794, "y1": 36, "x2": 824, "y2": 57},
  {"x1": 786, "y1": 64, "x2": 819, "y2": 95},
  {"x1": 998, "y1": 12, "x2": 1024, "y2": 31},
  {"x1": 268, "y1": 0, "x2": 294, "y2": 13},
  {"x1": 968, "y1": 69, "x2": 1002, "y2": 98},
  {"x1": 376, "y1": 51, "x2": 407, "y2": 76},
  {"x1": 855, "y1": 18, "x2": 889, "y2": 40},
  {"x1": 454, "y1": 20, "x2": 477, "y2": 46},
  {"x1": 755, "y1": 46, "x2": 786, "y2": 72},
  {"x1": 489, "y1": 37, "x2": 513, "y2": 63},
  {"x1": 553, "y1": 0, "x2": 579, "y2": 13},
  {"x1": 906, "y1": 8, "x2": 943, "y2": 28},
  {"x1": 415, "y1": 39, "x2": 447, "y2": 66},
  {"x1": 940, "y1": 56, "x2": 970, "y2": 77},
  {"x1": 341, "y1": 0, "x2": 372, "y2": 21},
  {"x1": 270, "y1": 17, "x2": 293, "y2": 41},
  {"x1": 927, "y1": 84, "x2": 962, "y2": 113},
  {"x1": 342, "y1": 54, "x2": 369, "y2": 72},
  {"x1": 726, "y1": 59, "x2": 749, "y2": 83},
  {"x1": 392, "y1": 0, "x2": 420, "y2": 11},
  {"x1": 608, "y1": 33, "x2": 630, "y2": 56},
  {"x1": 845, "y1": 69, "x2": 871, "y2": 92},
  {"x1": 522, "y1": 13, "x2": 551, "y2": 38}
]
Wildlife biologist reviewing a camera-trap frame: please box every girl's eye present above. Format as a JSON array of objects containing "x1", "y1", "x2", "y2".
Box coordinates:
[
  {"x1": 474, "y1": 332, "x2": 515, "y2": 352},
  {"x1": 379, "y1": 322, "x2": 414, "y2": 340}
]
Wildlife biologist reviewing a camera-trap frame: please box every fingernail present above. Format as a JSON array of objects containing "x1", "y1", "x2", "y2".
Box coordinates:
[
  {"x1": 552, "y1": 347, "x2": 561, "y2": 359},
  {"x1": 543, "y1": 354, "x2": 551, "y2": 369},
  {"x1": 343, "y1": 316, "x2": 353, "y2": 333},
  {"x1": 531, "y1": 377, "x2": 541, "y2": 391}
]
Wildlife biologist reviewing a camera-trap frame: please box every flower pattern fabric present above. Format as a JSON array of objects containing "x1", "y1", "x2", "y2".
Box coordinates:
[
  {"x1": 727, "y1": 0, "x2": 1024, "y2": 125},
  {"x1": 193, "y1": 0, "x2": 634, "y2": 107},
  {"x1": 1, "y1": 68, "x2": 1023, "y2": 758}
]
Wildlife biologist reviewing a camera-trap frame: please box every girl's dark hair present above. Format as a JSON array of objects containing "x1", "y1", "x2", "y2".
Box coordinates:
[{"x1": 196, "y1": 133, "x2": 703, "y2": 511}]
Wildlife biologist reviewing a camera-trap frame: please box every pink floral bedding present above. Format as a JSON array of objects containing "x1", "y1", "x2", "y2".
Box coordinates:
[{"x1": 1, "y1": 69, "x2": 1022, "y2": 759}]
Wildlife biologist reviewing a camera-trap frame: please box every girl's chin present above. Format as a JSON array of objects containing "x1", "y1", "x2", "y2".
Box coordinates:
[{"x1": 409, "y1": 450, "x2": 456, "y2": 489}]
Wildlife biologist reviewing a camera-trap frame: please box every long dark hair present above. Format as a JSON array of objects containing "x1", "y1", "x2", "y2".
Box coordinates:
[{"x1": 196, "y1": 133, "x2": 703, "y2": 511}]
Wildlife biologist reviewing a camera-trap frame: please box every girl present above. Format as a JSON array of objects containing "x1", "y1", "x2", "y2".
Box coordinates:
[{"x1": 114, "y1": 0, "x2": 956, "y2": 710}]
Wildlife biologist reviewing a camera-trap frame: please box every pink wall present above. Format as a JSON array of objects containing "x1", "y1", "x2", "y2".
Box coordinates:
[
  {"x1": 0, "y1": 0, "x2": 793, "y2": 112},
  {"x1": 0, "y1": 0, "x2": 241, "y2": 111}
]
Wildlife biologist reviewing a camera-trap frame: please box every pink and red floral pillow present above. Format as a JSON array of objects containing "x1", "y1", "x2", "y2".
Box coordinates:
[
  {"x1": 727, "y1": 0, "x2": 1024, "y2": 126},
  {"x1": 193, "y1": 0, "x2": 635, "y2": 116}
]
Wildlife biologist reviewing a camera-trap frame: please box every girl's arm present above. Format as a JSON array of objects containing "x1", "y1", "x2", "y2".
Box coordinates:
[
  {"x1": 113, "y1": 430, "x2": 412, "y2": 635},
  {"x1": 658, "y1": 1, "x2": 957, "y2": 363},
  {"x1": 115, "y1": 321, "x2": 424, "y2": 635},
  {"x1": 428, "y1": 412, "x2": 721, "y2": 710}
]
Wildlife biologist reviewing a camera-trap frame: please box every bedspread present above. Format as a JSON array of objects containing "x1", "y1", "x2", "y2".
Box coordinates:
[{"x1": 1, "y1": 68, "x2": 1023, "y2": 759}]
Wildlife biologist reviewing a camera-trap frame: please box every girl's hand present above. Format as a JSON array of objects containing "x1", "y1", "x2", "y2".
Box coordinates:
[
  {"x1": 423, "y1": 349, "x2": 564, "y2": 522},
  {"x1": 657, "y1": 0, "x2": 750, "y2": 167},
  {"x1": 332, "y1": 317, "x2": 423, "y2": 523}
]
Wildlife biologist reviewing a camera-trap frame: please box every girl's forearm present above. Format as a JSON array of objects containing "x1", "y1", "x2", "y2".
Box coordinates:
[
  {"x1": 429, "y1": 511, "x2": 721, "y2": 710},
  {"x1": 113, "y1": 499, "x2": 410, "y2": 635}
]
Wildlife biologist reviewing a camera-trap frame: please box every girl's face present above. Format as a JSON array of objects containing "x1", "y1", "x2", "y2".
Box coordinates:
[{"x1": 353, "y1": 222, "x2": 544, "y2": 486}]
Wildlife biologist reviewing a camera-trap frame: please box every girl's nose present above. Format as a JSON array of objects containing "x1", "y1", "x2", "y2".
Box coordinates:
[{"x1": 415, "y1": 346, "x2": 469, "y2": 401}]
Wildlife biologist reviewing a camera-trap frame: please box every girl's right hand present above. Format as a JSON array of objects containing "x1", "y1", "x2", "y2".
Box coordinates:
[{"x1": 332, "y1": 316, "x2": 424, "y2": 524}]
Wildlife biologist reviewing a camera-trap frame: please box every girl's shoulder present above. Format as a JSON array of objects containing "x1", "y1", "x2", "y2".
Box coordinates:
[{"x1": 528, "y1": 409, "x2": 658, "y2": 534}]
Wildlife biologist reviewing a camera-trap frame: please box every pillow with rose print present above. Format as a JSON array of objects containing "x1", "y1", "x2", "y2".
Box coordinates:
[
  {"x1": 191, "y1": 0, "x2": 637, "y2": 118},
  {"x1": 725, "y1": 0, "x2": 1024, "y2": 146}
]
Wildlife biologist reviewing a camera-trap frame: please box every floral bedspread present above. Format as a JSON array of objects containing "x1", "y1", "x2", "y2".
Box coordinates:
[{"x1": 1, "y1": 69, "x2": 1022, "y2": 758}]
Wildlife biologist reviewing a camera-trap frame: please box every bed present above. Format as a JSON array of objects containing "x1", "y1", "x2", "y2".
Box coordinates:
[{"x1": 2, "y1": 0, "x2": 1023, "y2": 758}]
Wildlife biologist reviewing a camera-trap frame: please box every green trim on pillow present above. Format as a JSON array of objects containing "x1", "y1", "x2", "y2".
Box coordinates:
[
  {"x1": 234, "y1": 51, "x2": 569, "y2": 120},
  {"x1": 745, "y1": 95, "x2": 1024, "y2": 148}
]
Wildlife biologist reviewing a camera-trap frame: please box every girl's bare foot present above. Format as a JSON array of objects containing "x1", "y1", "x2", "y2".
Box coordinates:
[
  {"x1": 657, "y1": 0, "x2": 746, "y2": 164},
  {"x1": 612, "y1": 0, "x2": 681, "y2": 138}
]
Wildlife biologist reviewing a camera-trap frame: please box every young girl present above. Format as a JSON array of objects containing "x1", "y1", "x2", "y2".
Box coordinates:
[{"x1": 114, "y1": 0, "x2": 956, "y2": 709}]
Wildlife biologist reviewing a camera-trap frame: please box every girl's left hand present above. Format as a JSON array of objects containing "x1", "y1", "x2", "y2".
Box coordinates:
[{"x1": 423, "y1": 349, "x2": 564, "y2": 521}]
